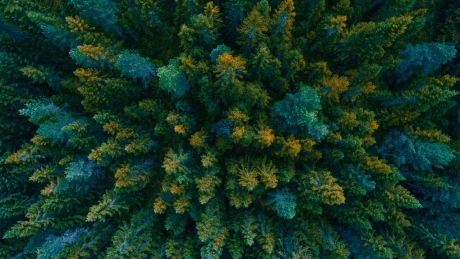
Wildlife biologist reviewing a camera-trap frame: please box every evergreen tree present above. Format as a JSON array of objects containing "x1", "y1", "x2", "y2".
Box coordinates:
[
  {"x1": 270, "y1": 86, "x2": 328, "y2": 141},
  {"x1": 395, "y1": 42, "x2": 457, "y2": 83}
]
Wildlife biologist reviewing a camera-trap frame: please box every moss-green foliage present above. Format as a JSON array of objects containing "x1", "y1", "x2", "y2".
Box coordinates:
[{"x1": 1, "y1": 0, "x2": 460, "y2": 258}]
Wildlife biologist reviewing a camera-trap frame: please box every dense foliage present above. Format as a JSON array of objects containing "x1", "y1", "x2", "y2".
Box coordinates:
[{"x1": 1, "y1": 0, "x2": 460, "y2": 258}]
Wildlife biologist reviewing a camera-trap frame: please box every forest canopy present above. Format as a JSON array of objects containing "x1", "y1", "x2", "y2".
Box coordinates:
[{"x1": 1, "y1": 0, "x2": 460, "y2": 258}]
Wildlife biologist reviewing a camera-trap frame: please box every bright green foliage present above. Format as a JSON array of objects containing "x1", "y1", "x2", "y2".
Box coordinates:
[{"x1": 1, "y1": 0, "x2": 460, "y2": 258}]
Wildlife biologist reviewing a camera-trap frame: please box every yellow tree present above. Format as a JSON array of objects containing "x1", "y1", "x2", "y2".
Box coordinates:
[{"x1": 237, "y1": 0, "x2": 271, "y2": 55}]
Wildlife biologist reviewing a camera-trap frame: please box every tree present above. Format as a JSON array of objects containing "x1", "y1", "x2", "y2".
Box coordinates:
[
  {"x1": 396, "y1": 42, "x2": 457, "y2": 83},
  {"x1": 266, "y1": 188, "x2": 297, "y2": 219},
  {"x1": 41, "y1": 24, "x2": 79, "y2": 51},
  {"x1": 213, "y1": 51, "x2": 247, "y2": 88},
  {"x1": 115, "y1": 50, "x2": 156, "y2": 86},
  {"x1": 378, "y1": 130, "x2": 455, "y2": 172},
  {"x1": 270, "y1": 86, "x2": 328, "y2": 141},
  {"x1": 237, "y1": 0, "x2": 271, "y2": 56},
  {"x1": 68, "y1": 0, "x2": 120, "y2": 31},
  {"x1": 157, "y1": 59, "x2": 190, "y2": 99}
]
